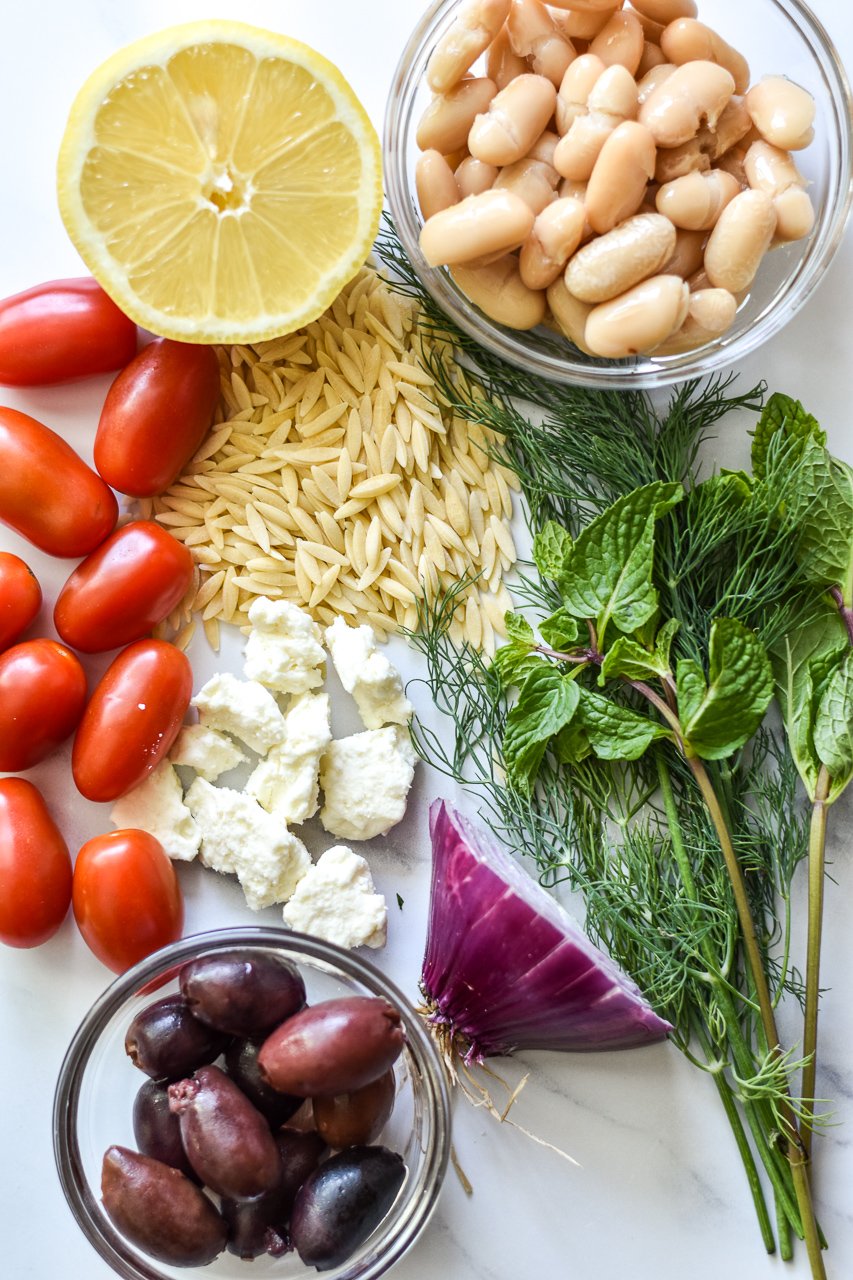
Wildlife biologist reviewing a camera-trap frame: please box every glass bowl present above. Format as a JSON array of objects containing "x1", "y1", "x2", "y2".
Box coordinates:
[
  {"x1": 54, "y1": 928, "x2": 451, "y2": 1280},
  {"x1": 384, "y1": 0, "x2": 853, "y2": 389}
]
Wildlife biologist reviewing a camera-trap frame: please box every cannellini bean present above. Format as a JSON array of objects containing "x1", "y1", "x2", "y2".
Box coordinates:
[
  {"x1": 486, "y1": 26, "x2": 529, "y2": 89},
  {"x1": 630, "y1": 0, "x2": 697, "y2": 23},
  {"x1": 520, "y1": 197, "x2": 587, "y2": 288},
  {"x1": 772, "y1": 188, "x2": 816, "y2": 242},
  {"x1": 456, "y1": 154, "x2": 499, "y2": 196},
  {"x1": 554, "y1": 64, "x2": 638, "y2": 180},
  {"x1": 589, "y1": 10, "x2": 645, "y2": 75},
  {"x1": 544, "y1": 0, "x2": 620, "y2": 11},
  {"x1": 546, "y1": 277, "x2": 595, "y2": 353},
  {"x1": 637, "y1": 62, "x2": 676, "y2": 106},
  {"x1": 416, "y1": 151, "x2": 462, "y2": 220},
  {"x1": 565, "y1": 212, "x2": 676, "y2": 301},
  {"x1": 507, "y1": 0, "x2": 577, "y2": 86},
  {"x1": 468, "y1": 74, "x2": 558, "y2": 165},
  {"x1": 637, "y1": 41, "x2": 668, "y2": 79},
  {"x1": 714, "y1": 135, "x2": 755, "y2": 185},
  {"x1": 655, "y1": 286, "x2": 737, "y2": 352},
  {"x1": 654, "y1": 135, "x2": 710, "y2": 184},
  {"x1": 420, "y1": 189, "x2": 535, "y2": 265},
  {"x1": 697, "y1": 95, "x2": 753, "y2": 160},
  {"x1": 586, "y1": 120, "x2": 657, "y2": 231},
  {"x1": 661, "y1": 227, "x2": 707, "y2": 277},
  {"x1": 427, "y1": 0, "x2": 512, "y2": 93},
  {"x1": 704, "y1": 189, "x2": 776, "y2": 293},
  {"x1": 527, "y1": 129, "x2": 561, "y2": 164},
  {"x1": 639, "y1": 60, "x2": 735, "y2": 148},
  {"x1": 655, "y1": 169, "x2": 740, "y2": 230},
  {"x1": 494, "y1": 156, "x2": 560, "y2": 212},
  {"x1": 744, "y1": 141, "x2": 814, "y2": 241},
  {"x1": 451, "y1": 256, "x2": 547, "y2": 328},
  {"x1": 548, "y1": 5, "x2": 619, "y2": 42},
  {"x1": 746, "y1": 76, "x2": 816, "y2": 151},
  {"x1": 585, "y1": 274, "x2": 690, "y2": 355},
  {"x1": 660, "y1": 19, "x2": 750, "y2": 95},
  {"x1": 555, "y1": 54, "x2": 607, "y2": 135},
  {"x1": 627, "y1": 8, "x2": 666, "y2": 44},
  {"x1": 417, "y1": 78, "x2": 498, "y2": 153}
]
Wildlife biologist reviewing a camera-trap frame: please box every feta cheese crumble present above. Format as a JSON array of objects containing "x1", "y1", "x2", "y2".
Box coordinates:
[
  {"x1": 110, "y1": 762, "x2": 200, "y2": 863},
  {"x1": 247, "y1": 691, "x2": 331, "y2": 825},
  {"x1": 324, "y1": 617, "x2": 413, "y2": 730},
  {"x1": 192, "y1": 672, "x2": 286, "y2": 755},
  {"x1": 282, "y1": 846, "x2": 387, "y2": 949},
  {"x1": 244, "y1": 598, "x2": 325, "y2": 695},
  {"x1": 169, "y1": 723, "x2": 248, "y2": 781},
  {"x1": 319, "y1": 726, "x2": 417, "y2": 841},
  {"x1": 186, "y1": 779, "x2": 310, "y2": 911}
]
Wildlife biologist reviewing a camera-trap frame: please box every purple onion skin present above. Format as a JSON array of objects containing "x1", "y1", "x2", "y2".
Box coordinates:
[{"x1": 423, "y1": 801, "x2": 672, "y2": 1059}]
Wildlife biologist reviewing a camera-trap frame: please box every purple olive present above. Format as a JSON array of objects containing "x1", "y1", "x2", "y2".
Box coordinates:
[
  {"x1": 132, "y1": 1079, "x2": 199, "y2": 1182},
  {"x1": 258, "y1": 997, "x2": 405, "y2": 1096},
  {"x1": 125, "y1": 995, "x2": 229, "y2": 1081},
  {"x1": 101, "y1": 1146, "x2": 226, "y2": 1267},
  {"x1": 221, "y1": 1130, "x2": 326, "y2": 1259},
  {"x1": 290, "y1": 1146, "x2": 406, "y2": 1271},
  {"x1": 168, "y1": 1064, "x2": 281, "y2": 1199},
  {"x1": 179, "y1": 949, "x2": 305, "y2": 1036},
  {"x1": 224, "y1": 1037, "x2": 303, "y2": 1128},
  {"x1": 313, "y1": 1070, "x2": 396, "y2": 1149}
]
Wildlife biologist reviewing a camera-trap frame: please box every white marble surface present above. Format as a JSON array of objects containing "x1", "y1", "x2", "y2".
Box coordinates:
[{"x1": 0, "y1": 2, "x2": 851, "y2": 1278}]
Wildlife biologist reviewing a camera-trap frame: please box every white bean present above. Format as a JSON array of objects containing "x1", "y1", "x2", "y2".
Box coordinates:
[
  {"x1": 746, "y1": 76, "x2": 816, "y2": 151},
  {"x1": 585, "y1": 274, "x2": 690, "y2": 355},
  {"x1": 494, "y1": 156, "x2": 560, "y2": 212},
  {"x1": 586, "y1": 120, "x2": 657, "y2": 232},
  {"x1": 704, "y1": 189, "x2": 776, "y2": 292},
  {"x1": 546, "y1": 277, "x2": 595, "y2": 353},
  {"x1": 653, "y1": 135, "x2": 710, "y2": 184},
  {"x1": 507, "y1": 0, "x2": 577, "y2": 86},
  {"x1": 636, "y1": 62, "x2": 676, "y2": 106},
  {"x1": 639, "y1": 60, "x2": 735, "y2": 148},
  {"x1": 451, "y1": 256, "x2": 547, "y2": 328},
  {"x1": 661, "y1": 226, "x2": 707, "y2": 277},
  {"x1": 565, "y1": 212, "x2": 676, "y2": 302},
  {"x1": 655, "y1": 168, "x2": 740, "y2": 230},
  {"x1": 456, "y1": 155, "x2": 499, "y2": 196},
  {"x1": 589, "y1": 10, "x2": 645, "y2": 75},
  {"x1": 427, "y1": 0, "x2": 512, "y2": 93},
  {"x1": 554, "y1": 64, "x2": 638, "y2": 180},
  {"x1": 637, "y1": 41, "x2": 669, "y2": 80},
  {"x1": 548, "y1": 5, "x2": 619, "y2": 42},
  {"x1": 555, "y1": 54, "x2": 607, "y2": 135},
  {"x1": 468, "y1": 74, "x2": 558, "y2": 165},
  {"x1": 655, "y1": 286, "x2": 737, "y2": 352},
  {"x1": 520, "y1": 197, "x2": 587, "y2": 288},
  {"x1": 417, "y1": 78, "x2": 498, "y2": 153},
  {"x1": 416, "y1": 151, "x2": 462, "y2": 220},
  {"x1": 420, "y1": 189, "x2": 535, "y2": 266},
  {"x1": 744, "y1": 140, "x2": 814, "y2": 242},
  {"x1": 486, "y1": 25, "x2": 529, "y2": 89},
  {"x1": 698, "y1": 95, "x2": 752, "y2": 160},
  {"x1": 630, "y1": 0, "x2": 697, "y2": 24},
  {"x1": 660, "y1": 19, "x2": 750, "y2": 95}
]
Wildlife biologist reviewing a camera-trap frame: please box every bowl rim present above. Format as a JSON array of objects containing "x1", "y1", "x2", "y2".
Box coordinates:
[
  {"x1": 383, "y1": 0, "x2": 853, "y2": 389},
  {"x1": 53, "y1": 927, "x2": 452, "y2": 1280}
]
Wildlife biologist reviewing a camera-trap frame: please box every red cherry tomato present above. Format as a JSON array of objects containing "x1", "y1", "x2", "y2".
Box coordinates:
[
  {"x1": 0, "y1": 407, "x2": 118, "y2": 556},
  {"x1": 0, "y1": 639, "x2": 87, "y2": 771},
  {"x1": 72, "y1": 640, "x2": 192, "y2": 802},
  {"x1": 0, "y1": 278, "x2": 137, "y2": 386},
  {"x1": 0, "y1": 778, "x2": 72, "y2": 948},
  {"x1": 0, "y1": 551, "x2": 41, "y2": 650},
  {"x1": 73, "y1": 830, "x2": 184, "y2": 973},
  {"x1": 54, "y1": 521, "x2": 194, "y2": 654},
  {"x1": 94, "y1": 339, "x2": 220, "y2": 497}
]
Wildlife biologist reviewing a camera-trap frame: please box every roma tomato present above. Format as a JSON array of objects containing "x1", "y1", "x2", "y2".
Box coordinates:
[
  {"x1": 72, "y1": 640, "x2": 192, "y2": 802},
  {"x1": 0, "y1": 639, "x2": 87, "y2": 771},
  {"x1": 94, "y1": 339, "x2": 220, "y2": 496},
  {"x1": 0, "y1": 407, "x2": 118, "y2": 556},
  {"x1": 0, "y1": 278, "x2": 137, "y2": 386},
  {"x1": 0, "y1": 778, "x2": 72, "y2": 948},
  {"x1": 54, "y1": 521, "x2": 194, "y2": 653},
  {"x1": 73, "y1": 830, "x2": 184, "y2": 973},
  {"x1": 0, "y1": 551, "x2": 41, "y2": 649}
]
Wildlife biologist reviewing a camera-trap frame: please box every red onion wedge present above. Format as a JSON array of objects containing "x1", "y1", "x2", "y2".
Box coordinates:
[{"x1": 422, "y1": 801, "x2": 672, "y2": 1064}]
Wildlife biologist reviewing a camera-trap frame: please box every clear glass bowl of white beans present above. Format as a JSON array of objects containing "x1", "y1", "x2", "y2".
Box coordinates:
[{"x1": 384, "y1": 0, "x2": 853, "y2": 389}]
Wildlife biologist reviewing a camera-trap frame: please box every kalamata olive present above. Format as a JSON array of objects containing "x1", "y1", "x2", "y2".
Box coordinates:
[
  {"x1": 125, "y1": 995, "x2": 229, "y2": 1081},
  {"x1": 290, "y1": 1146, "x2": 406, "y2": 1271},
  {"x1": 224, "y1": 1037, "x2": 303, "y2": 1128},
  {"x1": 180, "y1": 949, "x2": 306, "y2": 1036},
  {"x1": 101, "y1": 1146, "x2": 227, "y2": 1267},
  {"x1": 313, "y1": 1069, "x2": 396, "y2": 1149},
  {"x1": 222, "y1": 1130, "x2": 326, "y2": 1259},
  {"x1": 168, "y1": 1064, "x2": 281, "y2": 1199},
  {"x1": 132, "y1": 1079, "x2": 199, "y2": 1182},
  {"x1": 258, "y1": 997, "x2": 404, "y2": 1096}
]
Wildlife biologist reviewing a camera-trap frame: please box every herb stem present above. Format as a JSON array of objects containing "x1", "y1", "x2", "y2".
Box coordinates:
[
  {"x1": 802, "y1": 764, "x2": 831, "y2": 1160},
  {"x1": 830, "y1": 586, "x2": 853, "y2": 645},
  {"x1": 777, "y1": 1197, "x2": 794, "y2": 1262},
  {"x1": 628, "y1": 680, "x2": 683, "y2": 738}
]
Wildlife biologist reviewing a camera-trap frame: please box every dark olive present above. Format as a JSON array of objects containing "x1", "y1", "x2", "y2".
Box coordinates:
[
  {"x1": 224, "y1": 1037, "x2": 303, "y2": 1128},
  {"x1": 258, "y1": 997, "x2": 404, "y2": 1096},
  {"x1": 124, "y1": 995, "x2": 229, "y2": 1081},
  {"x1": 168, "y1": 1064, "x2": 281, "y2": 1199},
  {"x1": 221, "y1": 1130, "x2": 326, "y2": 1259},
  {"x1": 132, "y1": 1079, "x2": 199, "y2": 1182},
  {"x1": 179, "y1": 950, "x2": 305, "y2": 1036},
  {"x1": 101, "y1": 1146, "x2": 226, "y2": 1267},
  {"x1": 290, "y1": 1146, "x2": 406, "y2": 1271},
  {"x1": 313, "y1": 1069, "x2": 396, "y2": 1149}
]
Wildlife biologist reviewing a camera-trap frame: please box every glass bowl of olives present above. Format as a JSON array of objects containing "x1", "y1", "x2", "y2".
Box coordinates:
[{"x1": 54, "y1": 928, "x2": 451, "y2": 1280}]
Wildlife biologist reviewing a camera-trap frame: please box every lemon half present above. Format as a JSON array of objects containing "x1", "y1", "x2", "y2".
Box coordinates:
[{"x1": 57, "y1": 21, "x2": 383, "y2": 342}]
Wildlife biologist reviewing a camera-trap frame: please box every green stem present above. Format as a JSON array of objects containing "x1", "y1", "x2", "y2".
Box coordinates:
[
  {"x1": 802, "y1": 765, "x2": 831, "y2": 1160},
  {"x1": 777, "y1": 1195, "x2": 794, "y2": 1262}
]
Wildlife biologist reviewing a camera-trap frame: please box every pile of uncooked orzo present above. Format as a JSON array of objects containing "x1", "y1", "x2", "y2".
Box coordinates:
[{"x1": 138, "y1": 267, "x2": 518, "y2": 654}]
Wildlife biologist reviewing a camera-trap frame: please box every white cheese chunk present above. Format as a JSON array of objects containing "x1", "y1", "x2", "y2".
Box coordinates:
[
  {"x1": 169, "y1": 723, "x2": 248, "y2": 781},
  {"x1": 191, "y1": 673, "x2": 286, "y2": 755},
  {"x1": 282, "y1": 846, "x2": 387, "y2": 949},
  {"x1": 319, "y1": 727, "x2": 417, "y2": 841},
  {"x1": 324, "y1": 618, "x2": 412, "y2": 730},
  {"x1": 186, "y1": 779, "x2": 310, "y2": 910},
  {"x1": 247, "y1": 691, "x2": 331, "y2": 825},
  {"x1": 111, "y1": 763, "x2": 200, "y2": 863},
  {"x1": 244, "y1": 597, "x2": 325, "y2": 695}
]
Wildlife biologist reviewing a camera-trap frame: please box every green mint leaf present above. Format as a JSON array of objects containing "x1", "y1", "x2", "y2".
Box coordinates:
[
  {"x1": 503, "y1": 666, "x2": 580, "y2": 791},
  {"x1": 791, "y1": 441, "x2": 853, "y2": 606},
  {"x1": 493, "y1": 642, "x2": 542, "y2": 689},
  {"x1": 533, "y1": 520, "x2": 573, "y2": 581},
  {"x1": 751, "y1": 393, "x2": 824, "y2": 480},
  {"x1": 560, "y1": 482, "x2": 683, "y2": 636},
  {"x1": 539, "y1": 607, "x2": 580, "y2": 650},
  {"x1": 814, "y1": 652, "x2": 853, "y2": 800},
  {"x1": 553, "y1": 717, "x2": 592, "y2": 764},
  {"x1": 505, "y1": 611, "x2": 535, "y2": 644},
  {"x1": 677, "y1": 618, "x2": 773, "y2": 761},
  {"x1": 575, "y1": 687, "x2": 670, "y2": 761},
  {"x1": 599, "y1": 618, "x2": 680, "y2": 685}
]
